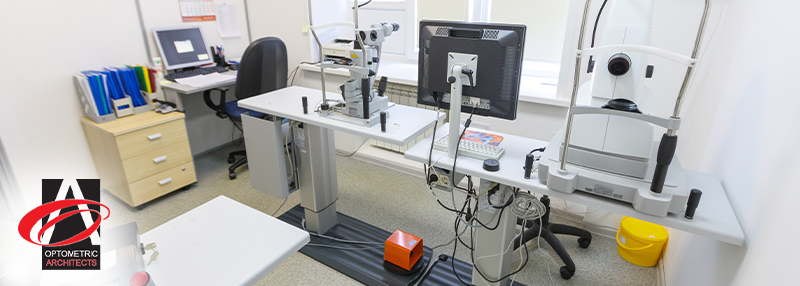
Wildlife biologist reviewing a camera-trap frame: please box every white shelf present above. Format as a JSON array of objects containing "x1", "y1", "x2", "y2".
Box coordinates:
[
  {"x1": 404, "y1": 123, "x2": 745, "y2": 246},
  {"x1": 141, "y1": 196, "x2": 309, "y2": 285},
  {"x1": 238, "y1": 86, "x2": 445, "y2": 146}
]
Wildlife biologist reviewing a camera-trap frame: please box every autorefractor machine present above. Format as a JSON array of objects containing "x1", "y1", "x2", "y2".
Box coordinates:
[{"x1": 537, "y1": 0, "x2": 712, "y2": 217}]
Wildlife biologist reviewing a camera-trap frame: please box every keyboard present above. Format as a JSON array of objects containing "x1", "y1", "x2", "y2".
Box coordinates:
[
  {"x1": 165, "y1": 66, "x2": 231, "y2": 82},
  {"x1": 433, "y1": 136, "x2": 505, "y2": 160}
]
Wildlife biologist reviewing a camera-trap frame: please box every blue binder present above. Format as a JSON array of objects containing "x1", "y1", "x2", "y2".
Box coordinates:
[
  {"x1": 119, "y1": 68, "x2": 146, "y2": 107},
  {"x1": 83, "y1": 71, "x2": 110, "y2": 115}
]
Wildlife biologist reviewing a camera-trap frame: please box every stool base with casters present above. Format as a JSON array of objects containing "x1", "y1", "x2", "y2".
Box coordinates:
[{"x1": 513, "y1": 195, "x2": 592, "y2": 279}]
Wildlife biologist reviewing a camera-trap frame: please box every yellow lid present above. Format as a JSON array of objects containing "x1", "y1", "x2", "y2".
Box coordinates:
[{"x1": 620, "y1": 216, "x2": 668, "y2": 242}]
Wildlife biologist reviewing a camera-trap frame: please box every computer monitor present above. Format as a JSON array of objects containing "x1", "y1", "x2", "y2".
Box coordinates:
[
  {"x1": 153, "y1": 27, "x2": 214, "y2": 70},
  {"x1": 417, "y1": 21, "x2": 526, "y2": 120}
]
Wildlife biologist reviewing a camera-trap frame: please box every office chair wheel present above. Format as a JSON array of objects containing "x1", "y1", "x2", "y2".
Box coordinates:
[
  {"x1": 229, "y1": 173, "x2": 237, "y2": 180},
  {"x1": 560, "y1": 266, "x2": 574, "y2": 279},
  {"x1": 227, "y1": 156, "x2": 236, "y2": 163},
  {"x1": 578, "y1": 237, "x2": 591, "y2": 248}
]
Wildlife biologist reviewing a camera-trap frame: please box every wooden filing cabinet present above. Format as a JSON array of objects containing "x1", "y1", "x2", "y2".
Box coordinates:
[{"x1": 81, "y1": 111, "x2": 196, "y2": 207}]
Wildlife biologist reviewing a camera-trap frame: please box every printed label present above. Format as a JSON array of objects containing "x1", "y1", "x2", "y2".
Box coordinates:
[{"x1": 294, "y1": 128, "x2": 306, "y2": 148}]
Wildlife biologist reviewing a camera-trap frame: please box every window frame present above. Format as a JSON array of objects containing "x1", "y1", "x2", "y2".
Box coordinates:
[{"x1": 334, "y1": 0, "x2": 579, "y2": 99}]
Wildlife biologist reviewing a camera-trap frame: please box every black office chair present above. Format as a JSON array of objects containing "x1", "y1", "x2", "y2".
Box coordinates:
[
  {"x1": 203, "y1": 37, "x2": 288, "y2": 180},
  {"x1": 513, "y1": 195, "x2": 592, "y2": 280}
]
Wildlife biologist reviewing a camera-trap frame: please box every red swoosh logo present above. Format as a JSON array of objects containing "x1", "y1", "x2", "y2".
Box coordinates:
[{"x1": 18, "y1": 199, "x2": 110, "y2": 247}]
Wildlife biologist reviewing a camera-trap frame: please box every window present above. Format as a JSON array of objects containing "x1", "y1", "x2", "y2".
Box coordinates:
[
  {"x1": 489, "y1": 0, "x2": 570, "y2": 63},
  {"x1": 331, "y1": 0, "x2": 571, "y2": 90},
  {"x1": 354, "y1": 1, "x2": 568, "y2": 64}
]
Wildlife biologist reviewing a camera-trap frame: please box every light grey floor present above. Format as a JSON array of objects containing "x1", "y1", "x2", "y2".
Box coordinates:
[{"x1": 104, "y1": 144, "x2": 657, "y2": 286}]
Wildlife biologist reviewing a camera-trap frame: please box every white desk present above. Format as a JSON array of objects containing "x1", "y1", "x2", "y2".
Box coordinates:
[
  {"x1": 405, "y1": 123, "x2": 745, "y2": 246},
  {"x1": 160, "y1": 71, "x2": 239, "y2": 99},
  {"x1": 238, "y1": 86, "x2": 446, "y2": 146},
  {"x1": 160, "y1": 71, "x2": 239, "y2": 156},
  {"x1": 140, "y1": 196, "x2": 309, "y2": 285},
  {"x1": 236, "y1": 86, "x2": 445, "y2": 285}
]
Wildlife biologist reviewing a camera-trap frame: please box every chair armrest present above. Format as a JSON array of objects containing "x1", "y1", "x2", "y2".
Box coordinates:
[{"x1": 203, "y1": 88, "x2": 229, "y2": 118}]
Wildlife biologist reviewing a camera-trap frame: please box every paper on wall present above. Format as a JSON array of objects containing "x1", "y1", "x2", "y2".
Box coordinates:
[
  {"x1": 215, "y1": 3, "x2": 240, "y2": 38},
  {"x1": 180, "y1": 0, "x2": 216, "y2": 22}
]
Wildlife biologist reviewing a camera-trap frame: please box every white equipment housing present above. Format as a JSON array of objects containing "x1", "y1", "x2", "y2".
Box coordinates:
[
  {"x1": 569, "y1": 0, "x2": 655, "y2": 178},
  {"x1": 538, "y1": 0, "x2": 711, "y2": 217}
]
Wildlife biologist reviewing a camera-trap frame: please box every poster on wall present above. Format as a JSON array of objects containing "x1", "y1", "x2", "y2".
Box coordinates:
[{"x1": 180, "y1": 0, "x2": 217, "y2": 22}]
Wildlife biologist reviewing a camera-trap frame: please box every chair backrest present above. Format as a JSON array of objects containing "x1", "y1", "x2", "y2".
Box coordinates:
[{"x1": 235, "y1": 37, "x2": 288, "y2": 100}]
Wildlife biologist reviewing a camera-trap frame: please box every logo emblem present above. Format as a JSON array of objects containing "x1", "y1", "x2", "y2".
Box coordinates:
[{"x1": 17, "y1": 179, "x2": 110, "y2": 270}]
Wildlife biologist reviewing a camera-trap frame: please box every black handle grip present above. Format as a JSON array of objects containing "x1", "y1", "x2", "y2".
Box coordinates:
[
  {"x1": 380, "y1": 112, "x2": 387, "y2": 133},
  {"x1": 302, "y1": 96, "x2": 308, "y2": 114},
  {"x1": 684, "y1": 189, "x2": 702, "y2": 219},
  {"x1": 650, "y1": 134, "x2": 678, "y2": 194},
  {"x1": 361, "y1": 78, "x2": 371, "y2": 119},
  {"x1": 524, "y1": 154, "x2": 534, "y2": 179},
  {"x1": 378, "y1": 76, "x2": 388, "y2": 97}
]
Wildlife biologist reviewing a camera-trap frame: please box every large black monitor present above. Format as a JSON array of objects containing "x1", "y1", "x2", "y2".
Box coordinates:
[
  {"x1": 153, "y1": 27, "x2": 214, "y2": 70},
  {"x1": 417, "y1": 21, "x2": 526, "y2": 120}
]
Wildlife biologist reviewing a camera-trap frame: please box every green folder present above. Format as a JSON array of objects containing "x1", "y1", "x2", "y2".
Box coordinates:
[{"x1": 132, "y1": 65, "x2": 147, "y2": 92}]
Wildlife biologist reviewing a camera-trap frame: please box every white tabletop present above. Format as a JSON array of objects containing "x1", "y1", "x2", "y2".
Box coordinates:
[
  {"x1": 140, "y1": 196, "x2": 309, "y2": 285},
  {"x1": 160, "y1": 70, "x2": 238, "y2": 94},
  {"x1": 405, "y1": 123, "x2": 745, "y2": 246},
  {"x1": 237, "y1": 86, "x2": 446, "y2": 146}
]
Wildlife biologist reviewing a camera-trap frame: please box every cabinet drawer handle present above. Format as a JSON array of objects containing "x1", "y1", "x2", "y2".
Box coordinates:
[
  {"x1": 148, "y1": 133, "x2": 162, "y2": 140},
  {"x1": 153, "y1": 156, "x2": 167, "y2": 163},
  {"x1": 158, "y1": 178, "x2": 172, "y2": 185}
]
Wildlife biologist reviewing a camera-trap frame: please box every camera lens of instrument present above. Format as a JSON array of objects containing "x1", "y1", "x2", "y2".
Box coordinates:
[{"x1": 608, "y1": 53, "x2": 631, "y2": 76}]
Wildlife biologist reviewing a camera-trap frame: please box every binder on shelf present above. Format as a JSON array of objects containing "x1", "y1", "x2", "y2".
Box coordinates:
[
  {"x1": 103, "y1": 68, "x2": 134, "y2": 118},
  {"x1": 141, "y1": 65, "x2": 152, "y2": 93},
  {"x1": 148, "y1": 68, "x2": 157, "y2": 93},
  {"x1": 120, "y1": 66, "x2": 150, "y2": 114},
  {"x1": 74, "y1": 73, "x2": 115, "y2": 124}
]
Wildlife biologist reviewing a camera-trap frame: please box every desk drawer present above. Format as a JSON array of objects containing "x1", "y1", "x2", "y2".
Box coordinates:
[
  {"x1": 129, "y1": 162, "x2": 196, "y2": 206},
  {"x1": 116, "y1": 119, "x2": 188, "y2": 160},
  {"x1": 122, "y1": 140, "x2": 192, "y2": 182}
]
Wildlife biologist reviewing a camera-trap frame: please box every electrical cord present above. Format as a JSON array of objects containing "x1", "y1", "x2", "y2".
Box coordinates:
[
  {"x1": 285, "y1": 121, "x2": 302, "y2": 182},
  {"x1": 588, "y1": 0, "x2": 609, "y2": 71},
  {"x1": 469, "y1": 193, "x2": 547, "y2": 284},
  {"x1": 591, "y1": 0, "x2": 609, "y2": 49},
  {"x1": 287, "y1": 61, "x2": 319, "y2": 86},
  {"x1": 511, "y1": 192, "x2": 547, "y2": 220},
  {"x1": 271, "y1": 197, "x2": 289, "y2": 217},
  {"x1": 450, "y1": 104, "x2": 478, "y2": 193},
  {"x1": 306, "y1": 244, "x2": 384, "y2": 251},
  {"x1": 529, "y1": 147, "x2": 545, "y2": 155},
  {"x1": 353, "y1": 0, "x2": 372, "y2": 8},
  {"x1": 335, "y1": 137, "x2": 368, "y2": 157},
  {"x1": 230, "y1": 118, "x2": 244, "y2": 146},
  {"x1": 473, "y1": 202, "x2": 536, "y2": 285},
  {"x1": 425, "y1": 102, "x2": 443, "y2": 182},
  {"x1": 301, "y1": 219, "x2": 384, "y2": 245},
  {"x1": 451, "y1": 194, "x2": 473, "y2": 286}
]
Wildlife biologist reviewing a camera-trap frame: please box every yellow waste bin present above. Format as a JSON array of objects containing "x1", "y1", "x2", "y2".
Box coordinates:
[{"x1": 616, "y1": 216, "x2": 668, "y2": 267}]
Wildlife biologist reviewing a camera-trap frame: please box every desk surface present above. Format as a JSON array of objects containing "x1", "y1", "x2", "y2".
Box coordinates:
[
  {"x1": 237, "y1": 86, "x2": 446, "y2": 146},
  {"x1": 80, "y1": 111, "x2": 184, "y2": 136},
  {"x1": 160, "y1": 70, "x2": 238, "y2": 94},
  {"x1": 140, "y1": 196, "x2": 309, "y2": 285},
  {"x1": 405, "y1": 123, "x2": 745, "y2": 246}
]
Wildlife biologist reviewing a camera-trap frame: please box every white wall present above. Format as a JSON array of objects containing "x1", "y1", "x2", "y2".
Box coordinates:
[
  {"x1": 0, "y1": 0, "x2": 148, "y2": 208},
  {"x1": 247, "y1": 0, "x2": 313, "y2": 74},
  {"x1": 139, "y1": 0, "x2": 252, "y2": 62},
  {"x1": 662, "y1": 0, "x2": 800, "y2": 284}
]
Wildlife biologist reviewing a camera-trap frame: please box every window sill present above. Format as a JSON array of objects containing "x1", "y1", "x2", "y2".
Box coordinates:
[{"x1": 299, "y1": 60, "x2": 570, "y2": 107}]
